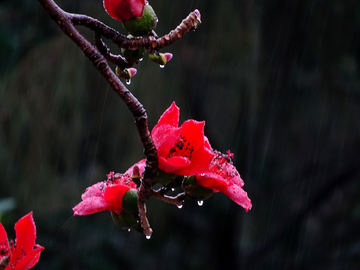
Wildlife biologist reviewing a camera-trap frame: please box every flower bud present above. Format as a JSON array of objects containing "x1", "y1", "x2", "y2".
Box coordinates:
[
  {"x1": 182, "y1": 175, "x2": 213, "y2": 201},
  {"x1": 123, "y1": 48, "x2": 146, "y2": 62},
  {"x1": 121, "y1": 4, "x2": 158, "y2": 37},
  {"x1": 122, "y1": 188, "x2": 138, "y2": 213},
  {"x1": 115, "y1": 67, "x2": 137, "y2": 80},
  {"x1": 131, "y1": 165, "x2": 141, "y2": 186},
  {"x1": 148, "y1": 52, "x2": 173, "y2": 66},
  {"x1": 111, "y1": 211, "x2": 139, "y2": 230}
]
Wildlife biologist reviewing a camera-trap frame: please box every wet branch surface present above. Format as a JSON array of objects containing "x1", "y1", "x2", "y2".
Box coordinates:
[{"x1": 37, "y1": 0, "x2": 198, "y2": 237}]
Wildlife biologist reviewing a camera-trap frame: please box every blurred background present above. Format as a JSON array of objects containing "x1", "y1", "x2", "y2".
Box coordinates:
[{"x1": 1, "y1": 0, "x2": 359, "y2": 269}]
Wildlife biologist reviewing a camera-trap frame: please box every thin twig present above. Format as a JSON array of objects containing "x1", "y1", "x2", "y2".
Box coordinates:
[{"x1": 151, "y1": 190, "x2": 187, "y2": 206}]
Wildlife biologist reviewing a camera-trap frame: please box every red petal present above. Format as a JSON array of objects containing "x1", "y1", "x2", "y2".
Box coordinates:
[
  {"x1": 14, "y1": 212, "x2": 36, "y2": 261},
  {"x1": 196, "y1": 174, "x2": 252, "y2": 210},
  {"x1": 104, "y1": 184, "x2": 131, "y2": 210},
  {"x1": 155, "y1": 102, "x2": 179, "y2": 127},
  {"x1": 172, "y1": 120, "x2": 214, "y2": 175},
  {"x1": 174, "y1": 146, "x2": 214, "y2": 176},
  {"x1": 158, "y1": 156, "x2": 191, "y2": 173},
  {"x1": 81, "y1": 182, "x2": 106, "y2": 200},
  {"x1": 13, "y1": 244, "x2": 44, "y2": 270},
  {"x1": 103, "y1": 0, "x2": 146, "y2": 22},
  {"x1": 0, "y1": 223, "x2": 10, "y2": 258},
  {"x1": 152, "y1": 125, "x2": 181, "y2": 158},
  {"x1": 180, "y1": 120, "x2": 205, "y2": 151},
  {"x1": 73, "y1": 196, "x2": 117, "y2": 216}
]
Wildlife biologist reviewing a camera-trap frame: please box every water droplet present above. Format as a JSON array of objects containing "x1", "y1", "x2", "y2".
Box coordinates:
[
  {"x1": 127, "y1": 229, "x2": 131, "y2": 232},
  {"x1": 197, "y1": 200, "x2": 203, "y2": 206},
  {"x1": 146, "y1": 235, "x2": 151, "y2": 240},
  {"x1": 177, "y1": 204, "x2": 183, "y2": 209},
  {"x1": 139, "y1": 58, "x2": 143, "y2": 62},
  {"x1": 126, "y1": 79, "x2": 131, "y2": 85},
  {"x1": 159, "y1": 65, "x2": 165, "y2": 69},
  {"x1": 171, "y1": 188, "x2": 175, "y2": 192}
]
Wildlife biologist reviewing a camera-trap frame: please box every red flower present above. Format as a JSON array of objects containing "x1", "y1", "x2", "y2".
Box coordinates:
[
  {"x1": 195, "y1": 150, "x2": 252, "y2": 211},
  {"x1": 73, "y1": 161, "x2": 143, "y2": 216},
  {"x1": 152, "y1": 102, "x2": 214, "y2": 176},
  {"x1": 103, "y1": 0, "x2": 146, "y2": 22},
  {"x1": 0, "y1": 212, "x2": 44, "y2": 270}
]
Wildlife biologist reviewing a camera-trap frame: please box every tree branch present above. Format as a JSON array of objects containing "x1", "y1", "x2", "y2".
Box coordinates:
[{"x1": 37, "y1": 0, "x2": 157, "y2": 237}]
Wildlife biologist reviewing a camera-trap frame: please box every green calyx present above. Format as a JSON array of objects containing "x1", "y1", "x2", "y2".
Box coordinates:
[
  {"x1": 182, "y1": 175, "x2": 214, "y2": 201},
  {"x1": 123, "y1": 48, "x2": 146, "y2": 62},
  {"x1": 122, "y1": 189, "x2": 138, "y2": 213},
  {"x1": 121, "y1": 5, "x2": 158, "y2": 37},
  {"x1": 148, "y1": 53, "x2": 167, "y2": 65},
  {"x1": 111, "y1": 211, "x2": 139, "y2": 230},
  {"x1": 156, "y1": 170, "x2": 179, "y2": 185}
]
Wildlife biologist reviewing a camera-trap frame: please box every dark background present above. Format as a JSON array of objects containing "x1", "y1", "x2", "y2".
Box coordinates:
[{"x1": 0, "y1": 0, "x2": 359, "y2": 269}]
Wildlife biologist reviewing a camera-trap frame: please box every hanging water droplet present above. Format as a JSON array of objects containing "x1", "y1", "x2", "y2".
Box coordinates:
[
  {"x1": 139, "y1": 58, "x2": 143, "y2": 62},
  {"x1": 159, "y1": 65, "x2": 165, "y2": 69},
  {"x1": 197, "y1": 200, "x2": 203, "y2": 206},
  {"x1": 177, "y1": 204, "x2": 183, "y2": 209},
  {"x1": 127, "y1": 229, "x2": 131, "y2": 232},
  {"x1": 171, "y1": 188, "x2": 175, "y2": 192},
  {"x1": 146, "y1": 235, "x2": 151, "y2": 240},
  {"x1": 126, "y1": 79, "x2": 131, "y2": 85}
]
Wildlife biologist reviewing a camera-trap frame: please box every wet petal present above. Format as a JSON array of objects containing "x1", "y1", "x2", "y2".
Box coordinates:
[
  {"x1": 14, "y1": 212, "x2": 36, "y2": 260},
  {"x1": 104, "y1": 184, "x2": 131, "y2": 210}
]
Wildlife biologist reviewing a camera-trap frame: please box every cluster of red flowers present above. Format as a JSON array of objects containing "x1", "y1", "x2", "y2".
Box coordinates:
[{"x1": 73, "y1": 102, "x2": 252, "y2": 221}]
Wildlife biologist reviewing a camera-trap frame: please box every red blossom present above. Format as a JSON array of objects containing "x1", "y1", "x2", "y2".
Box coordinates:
[
  {"x1": 195, "y1": 151, "x2": 252, "y2": 211},
  {"x1": 0, "y1": 212, "x2": 44, "y2": 270},
  {"x1": 103, "y1": 0, "x2": 146, "y2": 22},
  {"x1": 152, "y1": 102, "x2": 214, "y2": 176},
  {"x1": 73, "y1": 161, "x2": 144, "y2": 216}
]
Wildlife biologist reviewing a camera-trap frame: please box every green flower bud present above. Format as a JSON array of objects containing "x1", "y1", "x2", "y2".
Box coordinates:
[
  {"x1": 122, "y1": 4, "x2": 158, "y2": 37},
  {"x1": 111, "y1": 211, "x2": 139, "y2": 230},
  {"x1": 182, "y1": 175, "x2": 214, "y2": 201},
  {"x1": 115, "y1": 67, "x2": 137, "y2": 80},
  {"x1": 148, "y1": 52, "x2": 172, "y2": 66},
  {"x1": 123, "y1": 48, "x2": 146, "y2": 62},
  {"x1": 156, "y1": 170, "x2": 179, "y2": 185},
  {"x1": 122, "y1": 189, "x2": 138, "y2": 213}
]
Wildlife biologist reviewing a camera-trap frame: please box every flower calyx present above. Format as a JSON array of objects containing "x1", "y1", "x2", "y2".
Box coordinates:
[
  {"x1": 182, "y1": 175, "x2": 214, "y2": 201},
  {"x1": 121, "y1": 4, "x2": 158, "y2": 37}
]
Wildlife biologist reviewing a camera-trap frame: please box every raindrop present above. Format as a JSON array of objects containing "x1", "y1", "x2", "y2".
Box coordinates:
[
  {"x1": 171, "y1": 188, "x2": 175, "y2": 192},
  {"x1": 159, "y1": 65, "x2": 165, "y2": 69},
  {"x1": 146, "y1": 235, "x2": 151, "y2": 240},
  {"x1": 197, "y1": 200, "x2": 203, "y2": 206},
  {"x1": 126, "y1": 79, "x2": 131, "y2": 85},
  {"x1": 127, "y1": 229, "x2": 131, "y2": 232},
  {"x1": 177, "y1": 204, "x2": 183, "y2": 209},
  {"x1": 139, "y1": 58, "x2": 143, "y2": 62}
]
